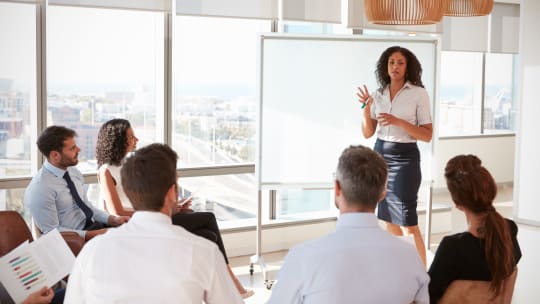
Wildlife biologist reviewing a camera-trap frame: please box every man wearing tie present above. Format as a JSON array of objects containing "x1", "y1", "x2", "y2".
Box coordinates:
[{"x1": 25, "y1": 126, "x2": 128, "y2": 241}]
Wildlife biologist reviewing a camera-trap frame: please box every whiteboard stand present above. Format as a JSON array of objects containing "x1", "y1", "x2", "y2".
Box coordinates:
[
  {"x1": 423, "y1": 180, "x2": 434, "y2": 252},
  {"x1": 249, "y1": 190, "x2": 273, "y2": 289}
]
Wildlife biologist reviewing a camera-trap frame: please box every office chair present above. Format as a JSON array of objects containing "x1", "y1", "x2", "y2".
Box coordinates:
[
  {"x1": 0, "y1": 211, "x2": 85, "y2": 303},
  {"x1": 0, "y1": 211, "x2": 85, "y2": 257},
  {"x1": 439, "y1": 268, "x2": 518, "y2": 304}
]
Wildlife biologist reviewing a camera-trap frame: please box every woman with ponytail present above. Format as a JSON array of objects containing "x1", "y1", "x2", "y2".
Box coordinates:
[{"x1": 428, "y1": 155, "x2": 521, "y2": 303}]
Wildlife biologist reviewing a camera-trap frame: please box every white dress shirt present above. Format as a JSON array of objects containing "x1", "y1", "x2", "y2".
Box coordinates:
[
  {"x1": 370, "y1": 82, "x2": 432, "y2": 143},
  {"x1": 268, "y1": 213, "x2": 429, "y2": 304},
  {"x1": 64, "y1": 211, "x2": 243, "y2": 304}
]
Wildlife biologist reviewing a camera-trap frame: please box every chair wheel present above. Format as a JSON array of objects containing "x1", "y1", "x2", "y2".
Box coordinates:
[{"x1": 265, "y1": 280, "x2": 274, "y2": 290}]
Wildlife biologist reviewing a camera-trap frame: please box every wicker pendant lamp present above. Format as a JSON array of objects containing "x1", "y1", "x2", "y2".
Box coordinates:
[
  {"x1": 364, "y1": 0, "x2": 448, "y2": 25},
  {"x1": 445, "y1": 0, "x2": 494, "y2": 17}
]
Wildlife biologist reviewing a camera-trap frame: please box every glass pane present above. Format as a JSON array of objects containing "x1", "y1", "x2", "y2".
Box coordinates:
[
  {"x1": 47, "y1": 6, "x2": 164, "y2": 173},
  {"x1": 439, "y1": 52, "x2": 483, "y2": 136},
  {"x1": 0, "y1": 3, "x2": 36, "y2": 178},
  {"x1": 0, "y1": 188, "x2": 31, "y2": 224},
  {"x1": 173, "y1": 16, "x2": 271, "y2": 166},
  {"x1": 483, "y1": 53, "x2": 516, "y2": 134},
  {"x1": 276, "y1": 189, "x2": 335, "y2": 219},
  {"x1": 178, "y1": 174, "x2": 256, "y2": 222}
]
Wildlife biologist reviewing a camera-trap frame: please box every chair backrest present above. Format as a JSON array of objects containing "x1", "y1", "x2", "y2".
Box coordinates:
[
  {"x1": 0, "y1": 211, "x2": 33, "y2": 257},
  {"x1": 1, "y1": 211, "x2": 85, "y2": 258},
  {"x1": 30, "y1": 217, "x2": 85, "y2": 257},
  {"x1": 439, "y1": 268, "x2": 518, "y2": 304},
  {"x1": 60, "y1": 231, "x2": 85, "y2": 256},
  {"x1": 31, "y1": 217, "x2": 43, "y2": 240},
  {"x1": 0, "y1": 211, "x2": 33, "y2": 304}
]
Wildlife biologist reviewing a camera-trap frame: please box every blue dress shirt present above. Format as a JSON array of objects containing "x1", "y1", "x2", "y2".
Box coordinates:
[
  {"x1": 25, "y1": 160, "x2": 110, "y2": 238},
  {"x1": 268, "y1": 213, "x2": 430, "y2": 304}
]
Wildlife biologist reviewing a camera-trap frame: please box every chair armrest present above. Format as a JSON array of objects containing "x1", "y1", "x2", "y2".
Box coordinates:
[{"x1": 60, "y1": 231, "x2": 85, "y2": 256}]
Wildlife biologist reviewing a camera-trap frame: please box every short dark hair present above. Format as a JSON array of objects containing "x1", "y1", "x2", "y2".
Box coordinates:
[
  {"x1": 121, "y1": 143, "x2": 178, "y2": 211},
  {"x1": 376, "y1": 46, "x2": 424, "y2": 88},
  {"x1": 96, "y1": 119, "x2": 132, "y2": 167},
  {"x1": 37, "y1": 126, "x2": 77, "y2": 159},
  {"x1": 336, "y1": 145, "x2": 387, "y2": 208},
  {"x1": 143, "y1": 143, "x2": 178, "y2": 165}
]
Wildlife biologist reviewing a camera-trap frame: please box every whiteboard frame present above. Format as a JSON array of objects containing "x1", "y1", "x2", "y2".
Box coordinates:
[
  {"x1": 254, "y1": 33, "x2": 441, "y2": 258},
  {"x1": 256, "y1": 33, "x2": 439, "y2": 190}
]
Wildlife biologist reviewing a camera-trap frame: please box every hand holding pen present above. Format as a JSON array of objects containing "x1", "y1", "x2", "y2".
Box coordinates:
[
  {"x1": 357, "y1": 85, "x2": 372, "y2": 109},
  {"x1": 175, "y1": 196, "x2": 193, "y2": 214}
]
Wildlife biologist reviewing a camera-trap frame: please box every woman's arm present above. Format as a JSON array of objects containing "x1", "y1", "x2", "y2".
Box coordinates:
[
  {"x1": 358, "y1": 86, "x2": 377, "y2": 139},
  {"x1": 362, "y1": 112, "x2": 378, "y2": 139},
  {"x1": 377, "y1": 114, "x2": 432, "y2": 142},
  {"x1": 98, "y1": 167, "x2": 134, "y2": 217}
]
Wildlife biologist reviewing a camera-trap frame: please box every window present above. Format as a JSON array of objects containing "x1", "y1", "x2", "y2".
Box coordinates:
[
  {"x1": 178, "y1": 174, "x2": 257, "y2": 222},
  {"x1": 173, "y1": 16, "x2": 270, "y2": 224},
  {"x1": 276, "y1": 189, "x2": 335, "y2": 218},
  {"x1": 483, "y1": 53, "x2": 516, "y2": 134},
  {"x1": 439, "y1": 52, "x2": 483, "y2": 136},
  {"x1": 0, "y1": 188, "x2": 29, "y2": 222},
  {"x1": 174, "y1": 16, "x2": 270, "y2": 167},
  {"x1": 0, "y1": 2, "x2": 36, "y2": 178},
  {"x1": 439, "y1": 51, "x2": 517, "y2": 136},
  {"x1": 47, "y1": 6, "x2": 165, "y2": 173}
]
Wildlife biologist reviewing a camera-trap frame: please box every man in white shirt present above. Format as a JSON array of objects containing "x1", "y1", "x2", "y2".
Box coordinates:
[
  {"x1": 268, "y1": 145, "x2": 429, "y2": 304},
  {"x1": 65, "y1": 144, "x2": 243, "y2": 304}
]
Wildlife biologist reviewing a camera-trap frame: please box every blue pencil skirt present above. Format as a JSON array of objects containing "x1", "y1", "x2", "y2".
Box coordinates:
[{"x1": 374, "y1": 138, "x2": 421, "y2": 227}]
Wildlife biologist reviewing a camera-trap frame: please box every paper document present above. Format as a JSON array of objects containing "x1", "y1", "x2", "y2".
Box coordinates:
[{"x1": 0, "y1": 229, "x2": 76, "y2": 303}]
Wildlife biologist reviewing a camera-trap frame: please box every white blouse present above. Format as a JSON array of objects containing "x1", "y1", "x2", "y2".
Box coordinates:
[
  {"x1": 98, "y1": 163, "x2": 133, "y2": 211},
  {"x1": 370, "y1": 81, "x2": 432, "y2": 143}
]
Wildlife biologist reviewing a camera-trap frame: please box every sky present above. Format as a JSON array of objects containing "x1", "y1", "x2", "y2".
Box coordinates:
[
  {"x1": 0, "y1": 3, "x2": 269, "y2": 95},
  {"x1": 1, "y1": 2, "x2": 514, "y2": 96}
]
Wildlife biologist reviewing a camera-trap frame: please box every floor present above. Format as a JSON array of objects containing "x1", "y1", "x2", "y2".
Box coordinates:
[{"x1": 229, "y1": 186, "x2": 540, "y2": 303}]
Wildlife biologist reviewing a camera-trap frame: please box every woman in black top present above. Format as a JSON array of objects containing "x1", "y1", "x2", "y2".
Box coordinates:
[{"x1": 428, "y1": 155, "x2": 521, "y2": 303}]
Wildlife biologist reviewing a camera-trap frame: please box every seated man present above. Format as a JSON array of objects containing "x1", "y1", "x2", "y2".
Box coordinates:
[
  {"x1": 268, "y1": 145, "x2": 429, "y2": 304},
  {"x1": 25, "y1": 126, "x2": 128, "y2": 241},
  {"x1": 64, "y1": 143, "x2": 243, "y2": 303}
]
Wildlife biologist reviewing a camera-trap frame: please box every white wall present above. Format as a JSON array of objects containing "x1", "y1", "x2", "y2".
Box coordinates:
[
  {"x1": 514, "y1": 0, "x2": 540, "y2": 225},
  {"x1": 433, "y1": 136, "x2": 515, "y2": 189}
]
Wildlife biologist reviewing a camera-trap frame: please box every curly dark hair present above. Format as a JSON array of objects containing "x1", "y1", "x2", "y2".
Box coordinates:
[
  {"x1": 96, "y1": 119, "x2": 131, "y2": 167},
  {"x1": 375, "y1": 46, "x2": 424, "y2": 88}
]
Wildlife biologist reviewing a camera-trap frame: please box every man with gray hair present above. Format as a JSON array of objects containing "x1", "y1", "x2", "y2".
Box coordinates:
[{"x1": 268, "y1": 145, "x2": 429, "y2": 304}]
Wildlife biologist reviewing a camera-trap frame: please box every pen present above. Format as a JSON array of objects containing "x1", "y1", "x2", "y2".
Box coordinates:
[{"x1": 361, "y1": 96, "x2": 370, "y2": 109}]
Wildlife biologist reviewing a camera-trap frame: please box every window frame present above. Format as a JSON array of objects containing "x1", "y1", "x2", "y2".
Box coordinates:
[{"x1": 438, "y1": 51, "x2": 517, "y2": 138}]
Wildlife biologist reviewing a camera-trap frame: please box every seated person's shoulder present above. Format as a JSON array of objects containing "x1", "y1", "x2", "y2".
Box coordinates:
[
  {"x1": 25, "y1": 175, "x2": 55, "y2": 201},
  {"x1": 169, "y1": 225, "x2": 221, "y2": 251},
  {"x1": 506, "y1": 218, "x2": 518, "y2": 235},
  {"x1": 436, "y1": 233, "x2": 469, "y2": 251}
]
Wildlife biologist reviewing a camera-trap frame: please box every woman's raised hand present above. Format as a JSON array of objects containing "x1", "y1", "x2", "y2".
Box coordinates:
[{"x1": 357, "y1": 85, "x2": 373, "y2": 109}]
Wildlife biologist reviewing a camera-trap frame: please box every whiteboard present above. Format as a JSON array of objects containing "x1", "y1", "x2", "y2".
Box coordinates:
[{"x1": 258, "y1": 34, "x2": 437, "y2": 187}]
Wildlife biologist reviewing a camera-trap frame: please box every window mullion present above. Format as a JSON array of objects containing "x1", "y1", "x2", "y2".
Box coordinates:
[
  {"x1": 480, "y1": 52, "x2": 486, "y2": 134},
  {"x1": 35, "y1": 1, "x2": 48, "y2": 173}
]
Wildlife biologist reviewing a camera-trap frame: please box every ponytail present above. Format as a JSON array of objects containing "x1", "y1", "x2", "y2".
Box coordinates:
[
  {"x1": 445, "y1": 155, "x2": 515, "y2": 297},
  {"x1": 484, "y1": 208, "x2": 515, "y2": 297}
]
